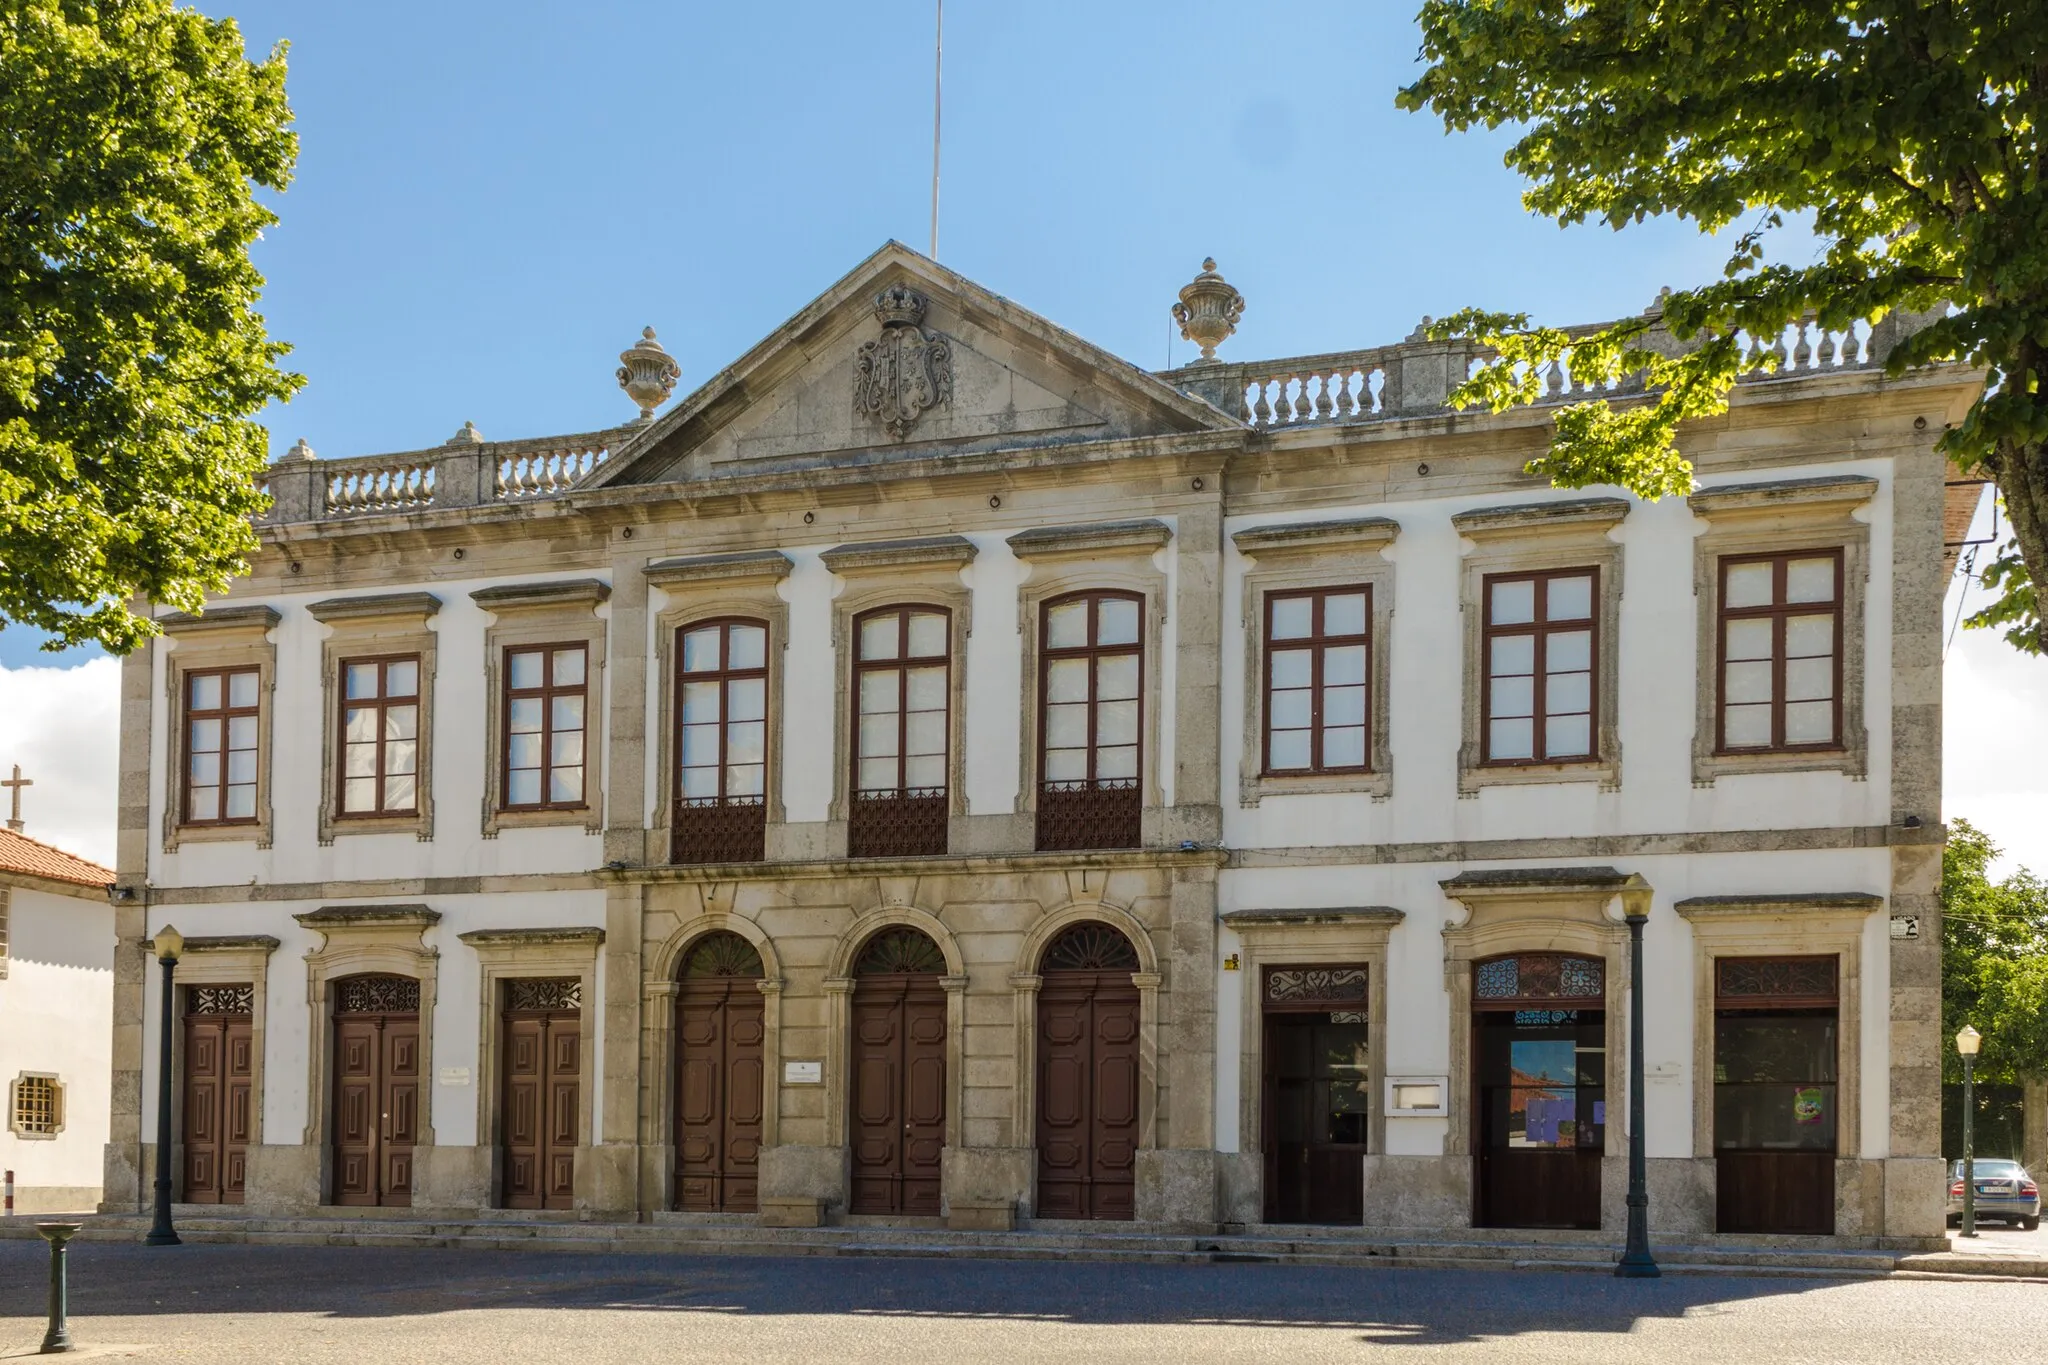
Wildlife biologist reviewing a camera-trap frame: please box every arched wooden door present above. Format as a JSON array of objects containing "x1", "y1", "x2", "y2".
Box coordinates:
[
  {"x1": 1035, "y1": 922, "x2": 1141, "y2": 1220},
  {"x1": 331, "y1": 974, "x2": 421, "y2": 1208},
  {"x1": 849, "y1": 928, "x2": 948, "y2": 1216},
  {"x1": 674, "y1": 932, "x2": 766, "y2": 1212}
]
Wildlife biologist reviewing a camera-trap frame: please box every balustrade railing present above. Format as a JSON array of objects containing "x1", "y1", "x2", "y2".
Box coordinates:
[
  {"x1": 262, "y1": 427, "x2": 627, "y2": 525},
  {"x1": 496, "y1": 441, "x2": 610, "y2": 500},
  {"x1": 325, "y1": 457, "x2": 435, "y2": 516}
]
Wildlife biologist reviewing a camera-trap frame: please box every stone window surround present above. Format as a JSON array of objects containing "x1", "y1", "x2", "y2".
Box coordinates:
[
  {"x1": 166, "y1": 934, "x2": 282, "y2": 1178},
  {"x1": 293, "y1": 906, "x2": 442, "y2": 1173},
  {"x1": 820, "y1": 536, "x2": 977, "y2": 833},
  {"x1": 1219, "y1": 906, "x2": 1401, "y2": 1159},
  {"x1": 645, "y1": 551, "x2": 793, "y2": 865},
  {"x1": 457, "y1": 926, "x2": 605, "y2": 1206},
  {"x1": 157, "y1": 605, "x2": 282, "y2": 851},
  {"x1": 1454, "y1": 499, "x2": 1628, "y2": 795},
  {"x1": 8, "y1": 1071, "x2": 63, "y2": 1140},
  {"x1": 1439, "y1": 868, "x2": 1644, "y2": 1163},
  {"x1": 470, "y1": 579, "x2": 612, "y2": 839},
  {"x1": 1673, "y1": 892, "x2": 1883, "y2": 1160},
  {"x1": 1688, "y1": 476, "x2": 1876, "y2": 785},
  {"x1": 1008, "y1": 520, "x2": 1172, "y2": 836},
  {"x1": 310, "y1": 594, "x2": 441, "y2": 845},
  {"x1": 1230, "y1": 517, "x2": 1398, "y2": 805},
  {"x1": 819, "y1": 907, "x2": 969, "y2": 1160}
]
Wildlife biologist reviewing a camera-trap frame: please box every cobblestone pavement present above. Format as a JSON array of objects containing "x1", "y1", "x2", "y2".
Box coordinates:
[{"x1": 3, "y1": 1240, "x2": 2045, "y2": 1365}]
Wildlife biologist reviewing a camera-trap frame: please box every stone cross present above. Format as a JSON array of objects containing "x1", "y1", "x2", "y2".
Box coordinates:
[{"x1": 3, "y1": 764, "x2": 30, "y2": 832}]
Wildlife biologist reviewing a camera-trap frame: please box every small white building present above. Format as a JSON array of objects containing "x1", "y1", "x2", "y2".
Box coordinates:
[{"x1": 1, "y1": 828, "x2": 114, "y2": 1215}]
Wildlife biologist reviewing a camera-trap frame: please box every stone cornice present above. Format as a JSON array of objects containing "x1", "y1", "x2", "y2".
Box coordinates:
[
  {"x1": 643, "y1": 550, "x2": 794, "y2": 587},
  {"x1": 306, "y1": 592, "x2": 442, "y2": 624},
  {"x1": 293, "y1": 904, "x2": 442, "y2": 929},
  {"x1": 1220, "y1": 906, "x2": 1405, "y2": 926},
  {"x1": 604, "y1": 846, "x2": 1227, "y2": 886},
  {"x1": 156, "y1": 605, "x2": 282, "y2": 636},
  {"x1": 181, "y1": 934, "x2": 282, "y2": 953},
  {"x1": 1452, "y1": 497, "x2": 1630, "y2": 538},
  {"x1": 1441, "y1": 866, "x2": 1634, "y2": 895},
  {"x1": 820, "y1": 535, "x2": 978, "y2": 574},
  {"x1": 1674, "y1": 892, "x2": 1885, "y2": 921},
  {"x1": 1687, "y1": 475, "x2": 1879, "y2": 518},
  {"x1": 1006, "y1": 519, "x2": 1172, "y2": 560},
  {"x1": 457, "y1": 926, "x2": 606, "y2": 947},
  {"x1": 468, "y1": 578, "x2": 611, "y2": 612},
  {"x1": 1231, "y1": 517, "x2": 1400, "y2": 557}
]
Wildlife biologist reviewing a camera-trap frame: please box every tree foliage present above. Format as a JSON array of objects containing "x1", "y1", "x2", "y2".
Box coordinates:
[
  {"x1": 1399, "y1": 1, "x2": 2048, "y2": 653},
  {"x1": 0, "y1": 1, "x2": 299, "y2": 653},
  {"x1": 1940, "y1": 819, "x2": 2048, "y2": 1085}
]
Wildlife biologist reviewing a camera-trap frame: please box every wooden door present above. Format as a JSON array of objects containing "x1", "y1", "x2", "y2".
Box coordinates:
[
  {"x1": 1261, "y1": 1013, "x2": 1369, "y2": 1224},
  {"x1": 1036, "y1": 973, "x2": 1140, "y2": 1220},
  {"x1": 501, "y1": 979, "x2": 582, "y2": 1210},
  {"x1": 850, "y1": 974, "x2": 947, "y2": 1216},
  {"x1": 331, "y1": 974, "x2": 420, "y2": 1208},
  {"x1": 1474, "y1": 1005, "x2": 1605, "y2": 1229},
  {"x1": 674, "y1": 978, "x2": 764, "y2": 1212},
  {"x1": 181, "y1": 986, "x2": 253, "y2": 1204}
]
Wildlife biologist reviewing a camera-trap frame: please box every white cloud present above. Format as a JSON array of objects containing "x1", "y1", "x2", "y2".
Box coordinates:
[
  {"x1": 0, "y1": 656, "x2": 120, "y2": 868},
  {"x1": 1942, "y1": 622, "x2": 2048, "y2": 881}
]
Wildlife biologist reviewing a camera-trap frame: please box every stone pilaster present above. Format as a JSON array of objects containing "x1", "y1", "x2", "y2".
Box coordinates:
[
  {"x1": 101, "y1": 640, "x2": 154, "y2": 1213},
  {"x1": 1164, "y1": 483, "x2": 1224, "y2": 845}
]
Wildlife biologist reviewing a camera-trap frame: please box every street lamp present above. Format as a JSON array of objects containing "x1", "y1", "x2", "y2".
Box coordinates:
[
  {"x1": 145, "y1": 924, "x2": 183, "y2": 1248},
  {"x1": 1616, "y1": 897, "x2": 1660, "y2": 1279},
  {"x1": 1956, "y1": 1024, "x2": 1982, "y2": 1240}
]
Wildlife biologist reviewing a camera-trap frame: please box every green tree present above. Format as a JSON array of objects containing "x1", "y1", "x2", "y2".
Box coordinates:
[
  {"x1": 1941, "y1": 819, "x2": 2048, "y2": 1088},
  {"x1": 1, "y1": 1, "x2": 299, "y2": 653},
  {"x1": 1399, "y1": 1, "x2": 2048, "y2": 653}
]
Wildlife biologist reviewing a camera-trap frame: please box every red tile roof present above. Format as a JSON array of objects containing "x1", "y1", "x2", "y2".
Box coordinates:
[{"x1": 0, "y1": 828, "x2": 113, "y2": 889}]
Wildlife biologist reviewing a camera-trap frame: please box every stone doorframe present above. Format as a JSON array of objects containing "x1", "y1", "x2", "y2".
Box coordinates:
[
  {"x1": 1438, "y1": 869, "x2": 1646, "y2": 1161},
  {"x1": 457, "y1": 926, "x2": 605, "y2": 1208},
  {"x1": 821, "y1": 907, "x2": 967, "y2": 1153},
  {"x1": 1009, "y1": 901, "x2": 1164, "y2": 1157},
  {"x1": 170, "y1": 935, "x2": 281, "y2": 1185},
  {"x1": 1219, "y1": 907, "x2": 1401, "y2": 1163},
  {"x1": 294, "y1": 905, "x2": 442, "y2": 1195},
  {"x1": 640, "y1": 913, "x2": 786, "y2": 1213}
]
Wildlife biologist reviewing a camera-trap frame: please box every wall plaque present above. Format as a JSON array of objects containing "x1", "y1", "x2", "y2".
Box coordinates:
[{"x1": 783, "y1": 1060, "x2": 823, "y2": 1085}]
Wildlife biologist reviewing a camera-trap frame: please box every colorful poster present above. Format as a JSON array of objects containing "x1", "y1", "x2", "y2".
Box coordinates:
[{"x1": 1793, "y1": 1087, "x2": 1825, "y2": 1125}]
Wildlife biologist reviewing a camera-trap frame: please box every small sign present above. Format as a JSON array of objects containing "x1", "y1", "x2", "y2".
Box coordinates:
[
  {"x1": 784, "y1": 1060, "x2": 823, "y2": 1085},
  {"x1": 438, "y1": 1066, "x2": 471, "y2": 1087},
  {"x1": 1890, "y1": 916, "x2": 1920, "y2": 940},
  {"x1": 1386, "y1": 1076, "x2": 1449, "y2": 1116}
]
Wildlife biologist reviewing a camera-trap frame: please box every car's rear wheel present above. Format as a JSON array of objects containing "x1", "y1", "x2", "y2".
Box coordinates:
[
  {"x1": 2023, "y1": 1216, "x2": 2039, "y2": 1231},
  {"x1": 1947, "y1": 1214, "x2": 1961, "y2": 1228}
]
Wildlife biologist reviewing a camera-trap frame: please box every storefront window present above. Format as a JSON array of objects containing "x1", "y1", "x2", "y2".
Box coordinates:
[{"x1": 1713, "y1": 1011, "x2": 1838, "y2": 1151}]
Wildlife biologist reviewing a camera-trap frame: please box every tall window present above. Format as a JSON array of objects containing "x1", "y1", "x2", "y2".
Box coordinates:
[
  {"x1": 673, "y1": 619, "x2": 768, "y2": 863},
  {"x1": 184, "y1": 668, "x2": 260, "y2": 824},
  {"x1": 1037, "y1": 591, "x2": 1142, "y2": 851},
  {"x1": 1263, "y1": 586, "x2": 1370, "y2": 774},
  {"x1": 1482, "y1": 569, "x2": 1596, "y2": 764},
  {"x1": 1717, "y1": 550, "x2": 1842, "y2": 752},
  {"x1": 339, "y1": 656, "x2": 420, "y2": 816},
  {"x1": 503, "y1": 644, "x2": 588, "y2": 810},
  {"x1": 849, "y1": 606, "x2": 949, "y2": 857}
]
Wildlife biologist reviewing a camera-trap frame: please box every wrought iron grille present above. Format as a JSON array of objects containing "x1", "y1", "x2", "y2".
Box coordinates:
[
  {"x1": 854, "y1": 927, "x2": 946, "y2": 975},
  {"x1": 847, "y1": 789, "x2": 948, "y2": 858},
  {"x1": 1034, "y1": 780, "x2": 1140, "y2": 852},
  {"x1": 187, "y1": 985, "x2": 255, "y2": 1015},
  {"x1": 1266, "y1": 967, "x2": 1369, "y2": 1005},
  {"x1": 1040, "y1": 922, "x2": 1141, "y2": 972},
  {"x1": 505, "y1": 977, "x2": 582, "y2": 1012},
  {"x1": 10, "y1": 1075, "x2": 59, "y2": 1135},
  {"x1": 680, "y1": 932, "x2": 764, "y2": 979},
  {"x1": 1716, "y1": 955, "x2": 1838, "y2": 1005},
  {"x1": 334, "y1": 974, "x2": 421, "y2": 1014},
  {"x1": 671, "y1": 795, "x2": 766, "y2": 864},
  {"x1": 1472, "y1": 954, "x2": 1604, "y2": 1004}
]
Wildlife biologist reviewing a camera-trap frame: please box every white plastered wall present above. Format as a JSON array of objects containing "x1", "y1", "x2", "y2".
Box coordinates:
[{"x1": 0, "y1": 886, "x2": 115, "y2": 1199}]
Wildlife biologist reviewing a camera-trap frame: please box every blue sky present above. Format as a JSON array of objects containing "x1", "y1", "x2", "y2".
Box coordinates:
[{"x1": 3, "y1": 2, "x2": 2043, "y2": 876}]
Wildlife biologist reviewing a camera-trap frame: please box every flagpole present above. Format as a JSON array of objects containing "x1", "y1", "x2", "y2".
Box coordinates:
[{"x1": 931, "y1": 0, "x2": 943, "y2": 260}]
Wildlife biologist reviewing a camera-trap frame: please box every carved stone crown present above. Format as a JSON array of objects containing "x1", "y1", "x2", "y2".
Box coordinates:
[{"x1": 873, "y1": 284, "x2": 929, "y2": 329}]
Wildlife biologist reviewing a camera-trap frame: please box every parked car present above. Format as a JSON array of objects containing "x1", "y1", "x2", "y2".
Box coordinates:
[{"x1": 1947, "y1": 1159, "x2": 2041, "y2": 1229}]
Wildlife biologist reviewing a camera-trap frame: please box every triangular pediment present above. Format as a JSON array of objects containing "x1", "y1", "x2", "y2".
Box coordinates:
[{"x1": 588, "y1": 243, "x2": 1236, "y2": 488}]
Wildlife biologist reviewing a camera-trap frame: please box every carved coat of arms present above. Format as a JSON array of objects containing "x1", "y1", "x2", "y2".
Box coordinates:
[{"x1": 853, "y1": 285, "x2": 953, "y2": 440}]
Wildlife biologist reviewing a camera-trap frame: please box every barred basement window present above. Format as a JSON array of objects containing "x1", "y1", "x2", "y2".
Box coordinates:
[{"x1": 10, "y1": 1073, "x2": 63, "y2": 1138}]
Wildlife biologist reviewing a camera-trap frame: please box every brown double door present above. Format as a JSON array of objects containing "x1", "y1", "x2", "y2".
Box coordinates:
[
  {"x1": 501, "y1": 983, "x2": 581, "y2": 1210},
  {"x1": 850, "y1": 972, "x2": 947, "y2": 1215},
  {"x1": 674, "y1": 976, "x2": 765, "y2": 1212},
  {"x1": 181, "y1": 988, "x2": 253, "y2": 1204},
  {"x1": 1036, "y1": 971, "x2": 1140, "y2": 1220},
  {"x1": 332, "y1": 975, "x2": 421, "y2": 1207}
]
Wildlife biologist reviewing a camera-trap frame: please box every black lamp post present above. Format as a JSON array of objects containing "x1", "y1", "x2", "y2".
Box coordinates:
[
  {"x1": 144, "y1": 924, "x2": 183, "y2": 1247},
  {"x1": 1615, "y1": 899, "x2": 1660, "y2": 1278},
  {"x1": 1957, "y1": 1024, "x2": 1982, "y2": 1240}
]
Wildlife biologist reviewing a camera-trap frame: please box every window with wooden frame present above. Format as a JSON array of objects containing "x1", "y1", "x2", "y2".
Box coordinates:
[
  {"x1": 849, "y1": 605, "x2": 949, "y2": 858},
  {"x1": 1037, "y1": 590, "x2": 1142, "y2": 851},
  {"x1": 1716, "y1": 550, "x2": 1843, "y2": 753},
  {"x1": 338, "y1": 655, "x2": 421, "y2": 816},
  {"x1": 501, "y1": 644, "x2": 588, "y2": 810},
  {"x1": 673, "y1": 618, "x2": 769, "y2": 863},
  {"x1": 1481, "y1": 568, "x2": 1597, "y2": 765},
  {"x1": 1263, "y1": 586, "x2": 1370, "y2": 775},
  {"x1": 183, "y1": 667, "x2": 261, "y2": 824}
]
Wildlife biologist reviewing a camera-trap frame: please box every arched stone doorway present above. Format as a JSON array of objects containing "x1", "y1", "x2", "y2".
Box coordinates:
[
  {"x1": 330, "y1": 973, "x2": 421, "y2": 1208},
  {"x1": 674, "y1": 932, "x2": 766, "y2": 1212},
  {"x1": 1035, "y1": 922, "x2": 1141, "y2": 1220},
  {"x1": 849, "y1": 927, "x2": 948, "y2": 1215}
]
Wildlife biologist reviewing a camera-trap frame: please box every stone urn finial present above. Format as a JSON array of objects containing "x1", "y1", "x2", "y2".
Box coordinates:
[
  {"x1": 278, "y1": 437, "x2": 317, "y2": 463},
  {"x1": 447, "y1": 420, "x2": 484, "y2": 445},
  {"x1": 1172, "y1": 257, "x2": 1245, "y2": 363},
  {"x1": 617, "y1": 326, "x2": 682, "y2": 420}
]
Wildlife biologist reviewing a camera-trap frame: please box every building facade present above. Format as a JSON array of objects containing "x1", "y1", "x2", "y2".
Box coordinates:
[{"x1": 104, "y1": 245, "x2": 1979, "y2": 1239}]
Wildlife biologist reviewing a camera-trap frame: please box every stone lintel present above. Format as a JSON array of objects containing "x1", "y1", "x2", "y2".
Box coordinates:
[
  {"x1": 306, "y1": 592, "x2": 442, "y2": 624},
  {"x1": 1221, "y1": 906, "x2": 1406, "y2": 927},
  {"x1": 1687, "y1": 474, "x2": 1880, "y2": 518},
  {"x1": 457, "y1": 926, "x2": 607, "y2": 947},
  {"x1": 1006, "y1": 519, "x2": 1172, "y2": 560},
  {"x1": 1231, "y1": 517, "x2": 1400, "y2": 557},
  {"x1": 156, "y1": 604, "x2": 282, "y2": 635},
  {"x1": 180, "y1": 934, "x2": 282, "y2": 953},
  {"x1": 820, "y1": 535, "x2": 978, "y2": 574},
  {"x1": 1674, "y1": 892, "x2": 1886, "y2": 921},
  {"x1": 1441, "y1": 866, "x2": 1633, "y2": 894},
  {"x1": 468, "y1": 578, "x2": 612, "y2": 611},
  {"x1": 1451, "y1": 497, "x2": 1630, "y2": 538},
  {"x1": 293, "y1": 904, "x2": 442, "y2": 929},
  {"x1": 643, "y1": 550, "x2": 794, "y2": 586}
]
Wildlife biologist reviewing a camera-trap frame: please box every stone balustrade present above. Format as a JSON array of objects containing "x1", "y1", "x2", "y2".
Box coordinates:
[{"x1": 261, "y1": 428, "x2": 628, "y2": 525}]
